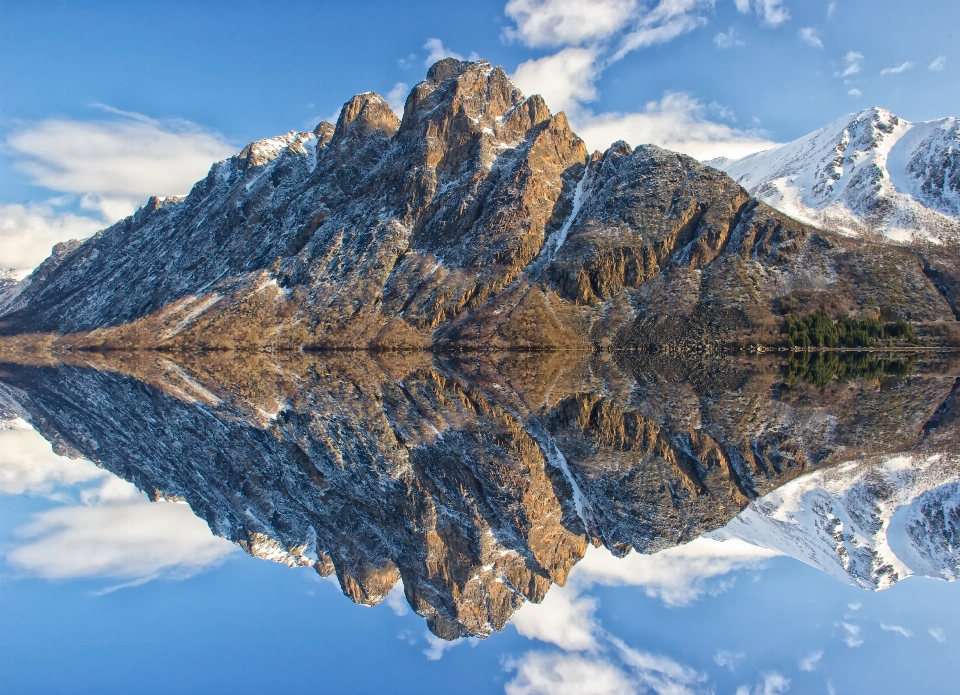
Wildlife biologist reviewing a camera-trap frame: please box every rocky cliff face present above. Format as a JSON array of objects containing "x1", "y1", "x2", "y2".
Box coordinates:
[
  {"x1": 1, "y1": 350, "x2": 956, "y2": 638},
  {"x1": 1, "y1": 63, "x2": 957, "y2": 347}
]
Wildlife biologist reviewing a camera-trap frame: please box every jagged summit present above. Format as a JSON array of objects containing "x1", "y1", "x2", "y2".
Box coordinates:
[
  {"x1": 713, "y1": 106, "x2": 960, "y2": 243},
  {"x1": 1, "y1": 59, "x2": 958, "y2": 350}
]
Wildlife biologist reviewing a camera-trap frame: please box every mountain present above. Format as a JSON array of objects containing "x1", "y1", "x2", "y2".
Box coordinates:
[
  {"x1": 711, "y1": 107, "x2": 960, "y2": 244},
  {"x1": 711, "y1": 452, "x2": 960, "y2": 590},
  {"x1": 1, "y1": 62, "x2": 958, "y2": 349},
  {"x1": 1, "y1": 350, "x2": 957, "y2": 638}
]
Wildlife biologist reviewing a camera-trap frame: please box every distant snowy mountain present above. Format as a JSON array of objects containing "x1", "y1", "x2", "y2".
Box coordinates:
[
  {"x1": 710, "y1": 452, "x2": 960, "y2": 590},
  {"x1": 711, "y1": 108, "x2": 960, "y2": 243}
]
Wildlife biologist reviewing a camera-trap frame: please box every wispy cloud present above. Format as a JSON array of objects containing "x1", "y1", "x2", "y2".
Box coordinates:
[
  {"x1": 827, "y1": 1, "x2": 837, "y2": 19},
  {"x1": 736, "y1": 671, "x2": 790, "y2": 695},
  {"x1": 715, "y1": 650, "x2": 745, "y2": 672},
  {"x1": 840, "y1": 622, "x2": 863, "y2": 647},
  {"x1": 881, "y1": 623, "x2": 913, "y2": 638},
  {"x1": 735, "y1": 0, "x2": 791, "y2": 27},
  {"x1": 880, "y1": 61, "x2": 914, "y2": 76},
  {"x1": 839, "y1": 50, "x2": 863, "y2": 76},
  {"x1": 928, "y1": 55, "x2": 947, "y2": 71},
  {"x1": 928, "y1": 627, "x2": 946, "y2": 643},
  {"x1": 799, "y1": 27, "x2": 823, "y2": 48},
  {"x1": 848, "y1": 88, "x2": 862, "y2": 96},
  {"x1": 714, "y1": 27, "x2": 745, "y2": 49},
  {"x1": 798, "y1": 650, "x2": 823, "y2": 672}
]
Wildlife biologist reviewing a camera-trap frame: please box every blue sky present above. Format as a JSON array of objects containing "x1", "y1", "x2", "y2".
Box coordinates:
[{"x1": 0, "y1": 0, "x2": 957, "y2": 271}]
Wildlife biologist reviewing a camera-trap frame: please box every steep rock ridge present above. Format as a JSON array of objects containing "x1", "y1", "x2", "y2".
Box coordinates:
[
  {"x1": 1, "y1": 350, "x2": 956, "y2": 637},
  {"x1": 713, "y1": 107, "x2": 960, "y2": 243},
  {"x1": 2, "y1": 63, "x2": 956, "y2": 349}
]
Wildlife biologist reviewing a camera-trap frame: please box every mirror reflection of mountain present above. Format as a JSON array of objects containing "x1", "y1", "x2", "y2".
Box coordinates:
[{"x1": 1, "y1": 349, "x2": 958, "y2": 639}]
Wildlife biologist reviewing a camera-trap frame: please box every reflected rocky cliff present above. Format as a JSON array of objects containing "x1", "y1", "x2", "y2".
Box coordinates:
[{"x1": 1, "y1": 349, "x2": 958, "y2": 639}]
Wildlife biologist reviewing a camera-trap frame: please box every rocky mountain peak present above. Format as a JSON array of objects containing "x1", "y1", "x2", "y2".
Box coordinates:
[
  {"x1": 398, "y1": 59, "x2": 523, "y2": 140},
  {"x1": 332, "y1": 92, "x2": 399, "y2": 145}
]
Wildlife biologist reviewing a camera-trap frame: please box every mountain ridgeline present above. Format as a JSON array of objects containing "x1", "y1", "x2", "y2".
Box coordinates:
[{"x1": 1, "y1": 59, "x2": 958, "y2": 350}]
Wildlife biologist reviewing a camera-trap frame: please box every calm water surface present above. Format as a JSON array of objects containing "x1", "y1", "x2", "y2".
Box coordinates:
[{"x1": 1, "y1": 351, "x2": 958, "y2": 694}]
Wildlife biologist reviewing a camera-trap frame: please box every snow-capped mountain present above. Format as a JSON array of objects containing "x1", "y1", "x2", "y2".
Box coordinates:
[
  {"x1": 710, "y1": 452, "x2": 960, "y2": 590},
  {"x1": 712, "y1": 107, "x2": 960, "y2": 243}
]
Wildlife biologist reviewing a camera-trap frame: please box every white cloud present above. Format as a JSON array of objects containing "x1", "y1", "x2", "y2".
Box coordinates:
[
  {"x1": 7, "y1": 475, "x2": 235, "y2": 585},
  {"x1": 0, "y1": 420, "x2": 107, "y2": 495},
  {"x1": 8, "y1": 113, "x2": 233, "y2": 221},
  {"x1": 827, "y1": 1, "x2": 836, "y2": 18},
  {"x1": 504, "y1": 0, "x2": 637, "y2": 47},
  {"x1": 0, "y1": 203, "x2": 102, "y2": 274},
  {"x1": 423, "y1": 38, "x2": 464, "y2": 65},
  {"x1": 715, "y1": 27, "x2": 745, "y2": 48},
  {"x1": 848, "y1": 88, "x2": 862, "y2": 96},
  {"x1": 798, "y1": 650, "x2": 823, "y2": 672},
  {"x1": 715, "y1": 650, "x2": 745, "y2": 671},
  {"x1": 840, "y1": 50, "x2": 863, "y2": 76},
  {"x1": 840, "y1": 622, "x2": 863, "y2": 647},
  {"x1": 928, "y1": 627, "x2": 946, "y2": 643},
  {"x1": 799, "y1": 27, "x2": 823, "y2": 48},
  {"x1": 512, "y1": 47, "x2": 601, "y2": 114},
  {"x1": 505, "y1": 652, "x2": 636, "y2": 695},
  {"x1": 573, "y1": 92, "x2": 780, "y2": 162},
  {"x1": 880, "y1": 61, "x2": 914, "y2": 76},
  {"x1": 929, "y1": 55, "x2": 947, "y2": 71},
  {"x1": 3, "y1": 110, "x2": 233, "y2": 273},
  {"x1": 847, "y1": 602, "x2": 861, "y2": 611},
  {"x1": 881, "y1": 623, "x2": 913, "y2": 638},
  {"x1": 735, "y1": 0, "x2": 751, "y2": 12},
  {"x1": 386, "y1": 82, "x2": 409, "y2": 117},
  {"x1": 511, "y1": 583, "x2": 599, "y2": 650}
]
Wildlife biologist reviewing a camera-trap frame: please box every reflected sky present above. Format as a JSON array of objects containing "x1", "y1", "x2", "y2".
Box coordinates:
[{"x1": 1, "y1": 353, "x2": 959, "y2": 694}]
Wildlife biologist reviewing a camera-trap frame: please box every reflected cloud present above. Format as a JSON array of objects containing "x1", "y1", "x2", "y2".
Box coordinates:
[
  {"x1": 0, "y1": 418, "x2": 106, "y2": 495},
  {"x1": 504, "y1": 652, "x2": 635, "y2": 695},
  {"x1": 2, "y1": 420, "x2": 236, "y2": 586},
  {"x1": 511, "y1": 584, "x2": 598, "y2": 650},
  {"x1": 8, "y1": 478, "x2": 236, "y2": 584},
  {"x1": 569, "y1": 539, "x2": 779, "y2": 606}
]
